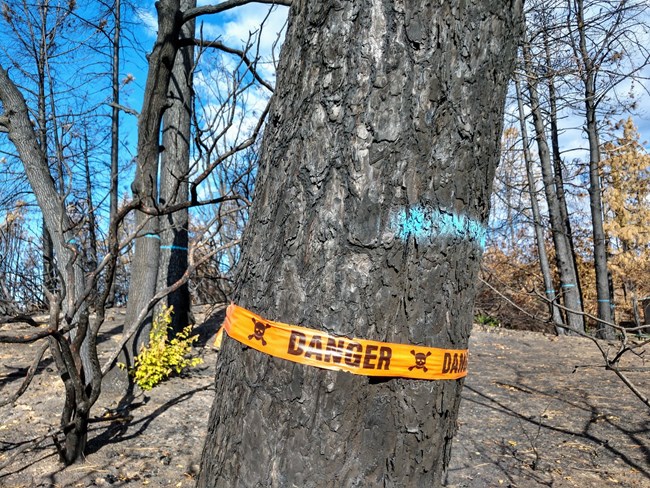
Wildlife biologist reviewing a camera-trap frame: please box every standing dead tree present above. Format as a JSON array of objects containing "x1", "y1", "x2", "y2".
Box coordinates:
[
  {"x1": 198, "y1": 0, "x2": 523, "y2": 486},
  {"x1": 0, "y1": 0, "x2": 286, "y2": 465}
]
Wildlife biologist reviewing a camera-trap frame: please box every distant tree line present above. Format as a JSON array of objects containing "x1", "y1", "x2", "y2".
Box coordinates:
[{"x1": 482, "y1": 0, "x2": 650, "y2": 338}]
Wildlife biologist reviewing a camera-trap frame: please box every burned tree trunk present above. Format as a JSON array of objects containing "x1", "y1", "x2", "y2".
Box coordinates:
[
  {"x1": 514, "y1": 74, "x2": 564, "y2": 333},
  {"x1": 521, "y1": 30, "x2": 585, "y2": 334},
  {"x1": 199, "y1": 1, "x2": 521, "y2": 486},
  {"x1": 157, "y1": 0, "x2": 196, "y2": 334},
  {"x1": 106, "y1": 0, "x2": 182, "y2": 393}
]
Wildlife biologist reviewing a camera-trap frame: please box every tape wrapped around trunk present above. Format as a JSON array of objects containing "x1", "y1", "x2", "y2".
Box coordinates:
[{"x1": 217, "y1": 304, "x2": 468, "y2": 380}]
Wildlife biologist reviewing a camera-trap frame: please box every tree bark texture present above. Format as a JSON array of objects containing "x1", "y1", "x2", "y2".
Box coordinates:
[
  {"x1": 157, "y1": 0, "x2": 196, "y2": 334},
  {"x1": 199, "y1": 1, "x2": 522, "y2": 487}
]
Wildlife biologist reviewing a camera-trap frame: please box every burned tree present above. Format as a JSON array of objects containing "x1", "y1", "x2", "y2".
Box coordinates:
[{"x1": 198, "y1": 1, "x2": 522, "y2": 486}]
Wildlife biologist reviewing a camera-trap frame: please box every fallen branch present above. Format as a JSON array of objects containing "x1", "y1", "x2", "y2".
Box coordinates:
[
  {"x1": 480, "y1": 276, "x2": 649, "y2": 411},
  {"x1": 0, "y1": 341, "x2": 49, "y2": 408}
]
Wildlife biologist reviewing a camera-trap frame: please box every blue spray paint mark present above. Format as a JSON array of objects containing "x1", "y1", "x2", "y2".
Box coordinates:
[
  {"x1": 391, "y1": 205, "x2": 487, "y2": 249},
  {"x1": 143, "y1": 233, "x2": 161, "y2": 240},
  {"x1": 160, "y1": 245, "x2": 189, "y2": 252}
]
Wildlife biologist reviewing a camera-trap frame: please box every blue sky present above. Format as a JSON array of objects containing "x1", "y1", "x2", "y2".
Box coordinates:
[
  {"x1": 1, "y1": 2, "x2": 648, "y2": 244},
  {"x1": 112, "y1": 3, "x2": 289, "y2": 198},
  {"x1": 121, "y1": 3, "x2": 650, "y2": 202}
]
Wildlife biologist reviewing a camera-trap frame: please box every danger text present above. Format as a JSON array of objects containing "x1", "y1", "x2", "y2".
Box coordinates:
[{"x1": 287, "y1": 330, "x2": 392, "y2": 370}]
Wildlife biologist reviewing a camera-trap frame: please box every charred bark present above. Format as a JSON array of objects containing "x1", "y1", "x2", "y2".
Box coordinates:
[
  {"x1": 198, "y1": 1, "x2": 522, "y2": 486},
  {"x1": 157, "y1": 0, "x2": 196, "y2": 334},
  {"x1": 108, "y1": 0, "x2": 183, "y2": 393}
]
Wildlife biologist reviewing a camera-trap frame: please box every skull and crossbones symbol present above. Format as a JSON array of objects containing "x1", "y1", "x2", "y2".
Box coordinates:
[
  {"x1": 249, "y1": 318, "x2": 271, "y2": 346},
  {"x1": 409, "y1": 350, "x2": 431, "y2": 372}
]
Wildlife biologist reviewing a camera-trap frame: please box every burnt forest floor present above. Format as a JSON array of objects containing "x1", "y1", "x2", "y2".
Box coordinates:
[{"x1": 1, "y1": 306, "x2": 649, "y2": 488}]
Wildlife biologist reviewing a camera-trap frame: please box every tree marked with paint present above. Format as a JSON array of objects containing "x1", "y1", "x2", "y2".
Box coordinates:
[{"x1": 391, "y1": 205, "x2": 487, "y2": 249}]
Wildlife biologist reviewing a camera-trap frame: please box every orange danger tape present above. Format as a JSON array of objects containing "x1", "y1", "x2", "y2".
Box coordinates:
[{"x1": 220, "y1": 304, "x2": 468, "y2": 380}]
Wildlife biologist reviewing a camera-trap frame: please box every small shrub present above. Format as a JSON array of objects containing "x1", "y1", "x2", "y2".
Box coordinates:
[
  {"x1": 475, "y1": 313, "x2": 500, "y2": 328},
  {"x1": 123, "y1": 305, "x2": 203, "y2": 391}
]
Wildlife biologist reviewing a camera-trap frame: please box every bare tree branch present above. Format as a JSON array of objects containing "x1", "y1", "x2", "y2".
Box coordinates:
[
  {"x1": 535, "y1": 290, "x2": 649, "y2": 410},
  {"x1": 0, "y1": 314, "x2": 56, "y2": 343},
  {"x1": 107, "y1": 101, "x2": 139, "y2": 117},
  {"x1": 481, "y1": 275, "x2": 649, "y2": 411},
  {"x1": 183, "y1": 0, "x2": 291, "y2": 24},
  {"x1": 0, "y1": 341, "x2": 48, "y2": 408},
  {"x1": 179, "y1": 38, "x2": 274, "y2": 92},
  {"x1": 101, "y1": 238, "x2": 240, "y2": 375}
]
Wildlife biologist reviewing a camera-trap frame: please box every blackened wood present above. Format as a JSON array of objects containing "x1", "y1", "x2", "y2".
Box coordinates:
[{"x1": 199, "y1": 1, "x2": 522, "y2": 486}]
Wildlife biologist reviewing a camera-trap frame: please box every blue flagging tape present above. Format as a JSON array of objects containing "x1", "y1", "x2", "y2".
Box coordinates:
[
  {"x1": 143, "y1": 233, "x2": 161, "y2": 240},
  {"x1": 160, "y1": 245, "x2": 189, "y2": 252},
  {"x1": 391, "y1": 205, "x2": 487, "y2": 249},
  {"x1": 561, "y1": 284, "x2": 576, "y2": 288},
  {"x1": 67, "y1": 238, "x2": 78, "y2": 245}
]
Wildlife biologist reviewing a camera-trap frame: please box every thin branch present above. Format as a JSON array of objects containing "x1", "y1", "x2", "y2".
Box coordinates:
[
  {"x1": 0, "y1": 314, "x2": 46, "y2": 328},
  {"x1": 101, "y1": 238, "x2": 240, "y2": 375},
  {"x1": 482, "y1": 275, "x2": 649, "y2": 410},
  {"x1": 479, "y1": 277, "x2": 539, "y2": 321},
  {"x1": 535, "y1": 290, "x2": 649, "y2": 411},
  {"x1": 0, "y1": 341, "x2": 48, "y2": 408},
  {"x1": 191, "y1": 97, "x2": 271, "y2": 195},
  {"x1": 179, "y1": 38, "x2": 274, "y2": 92},
  {"x1": 183, "y1": 0, "x2": 291, "y2": 24},
  {"x1": 107, "y1": 101, "x2": 139, "y2": 117},
  {"x1": 0, "y1": 315, "x2": 57, "y2": 343},
  {"x1": 139, "y1": 194, "x2": 241, "y2": 217},
  {"x1": 608, "y1": 366, "x2": 650, "y2": 409},
  {"x1": 0, "y1": 428, "x2": 61, "y2": 470}
]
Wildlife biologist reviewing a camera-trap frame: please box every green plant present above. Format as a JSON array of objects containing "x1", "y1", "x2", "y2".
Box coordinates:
[
  {"x1": 475, "y1": 313, "x2": 500, "y2": 328},
  {"x1": 123, "y1": 305, "x2": 203, "y2": 391}
]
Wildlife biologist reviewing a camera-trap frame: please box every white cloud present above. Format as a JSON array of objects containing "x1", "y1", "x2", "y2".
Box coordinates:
[
  {"x1": 196, "y1": 5, "x2": 288, "y2": 79},
  {"x1": 221, "y1": 5, "x2": 288, "y2": 47},
  {"x1": 135, "y1": 8, "x2": 158, "y2": 37}
]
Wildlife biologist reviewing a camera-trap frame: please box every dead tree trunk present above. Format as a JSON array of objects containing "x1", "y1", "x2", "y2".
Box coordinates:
[
  {"x1": 157, "y1": 0, "x2": 195, "y2": 334},
  {"x1": 0, "y1": 65, "x2": 98, "y2": 465},
  {"x1": 107, "y1": 0, "x2": 121, "y2": 308},
  {"x1": 574, "y1": 0, "x2": 615, "y2": 337},
  {"x1": 514, "y1": 74, "x2": 564, "y2": 333},
  {"x1": 198, "y1": 1, "x2": 522, "y2": 486},
  {"x1": 522, "y1": 29, "x2": 585, "y2": 334},
  {"x1": 542, "y1": 27, "x2": 584, "y2": 308},
  {"x1": 108, "y1": 0, "x2": 182, "y2": 393}
]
